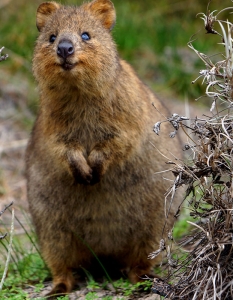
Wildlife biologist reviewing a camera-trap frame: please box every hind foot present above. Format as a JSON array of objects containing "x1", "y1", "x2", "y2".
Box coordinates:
[
  {"x1": 46, "y1": 282, "x2": 70, "y2": 299},
  {"x1": 46, "y1": 269, "x2": 75, "y2": 299},
  {"x1": 128, "y1": 266, "x2": 156, "y2": 284}
]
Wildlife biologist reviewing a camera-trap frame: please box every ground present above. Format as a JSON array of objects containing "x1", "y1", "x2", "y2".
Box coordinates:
[{"x1": 25, "y1": 281, "x2": 160, "y2": 299}]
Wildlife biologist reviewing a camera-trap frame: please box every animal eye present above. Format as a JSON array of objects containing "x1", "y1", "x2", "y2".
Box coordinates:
[
  {"x1": 49, "y1": 35, "x2": 56, "y2": 43},
  {"x1": 81, "y1": 32, "x2": 90, "y2": 41}
]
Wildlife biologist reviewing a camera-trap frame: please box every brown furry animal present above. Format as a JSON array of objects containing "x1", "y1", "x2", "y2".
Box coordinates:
[{"x1": 26, "y1": 0, "x2": 180, "y2": 296}]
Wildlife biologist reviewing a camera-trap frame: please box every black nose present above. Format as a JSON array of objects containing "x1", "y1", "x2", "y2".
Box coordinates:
[{"x1": 57, "y1": 40, "x2": 74, "y2": 59}]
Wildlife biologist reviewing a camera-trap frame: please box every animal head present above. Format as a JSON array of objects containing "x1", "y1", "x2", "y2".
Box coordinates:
[{"x1": 33, "y1": 0, "x2": 119, "y2": 95}]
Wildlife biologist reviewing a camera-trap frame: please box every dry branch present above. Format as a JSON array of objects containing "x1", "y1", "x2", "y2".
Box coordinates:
[
  {"x1": 0, "y1": 47, "x2": 8, "y2": 62},
  {"x1": 151, "y1": 2, "x2": 233, "y2": 299}
]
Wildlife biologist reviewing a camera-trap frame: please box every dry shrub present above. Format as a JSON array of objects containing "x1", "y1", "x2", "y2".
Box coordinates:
[{"x1": 151, "y1": 3, "x2": 233, "y2": 300}]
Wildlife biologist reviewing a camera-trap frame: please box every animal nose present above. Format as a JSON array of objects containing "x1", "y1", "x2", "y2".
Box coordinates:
[{"x1": 57, "y1": 40, "x2": 74, "y2": 59}]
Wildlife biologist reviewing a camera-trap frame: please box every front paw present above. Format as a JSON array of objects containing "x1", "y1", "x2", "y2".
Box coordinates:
[
  {"x1": 72, "y1": 164, "x2": 92, "y2": 185},
  {"x1": 88, "y1": 151, "x2": 107, "y2": 185},
  {"x1": 90, "y1": 163, "x2": 102, "y2": 185},
  {"x1": 67, "y1": 150, "x2": 92, "y2": 185}
]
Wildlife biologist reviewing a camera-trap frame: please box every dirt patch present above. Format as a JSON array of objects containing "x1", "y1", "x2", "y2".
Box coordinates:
[
  {"x1": 25, "y1": 281, "x2": 160, "y2": 299},
  {"x1": 0, "y1": 71, "x2": 31, "y2": 236}
]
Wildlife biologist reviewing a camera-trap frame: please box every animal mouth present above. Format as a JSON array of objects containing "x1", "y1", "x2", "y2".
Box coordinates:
[{"x1": 61, "y1": 62, "x2": 76, "y2": 71}]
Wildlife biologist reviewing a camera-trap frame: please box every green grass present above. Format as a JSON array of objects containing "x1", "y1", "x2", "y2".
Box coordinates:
[
  {"x1": 83, "y1": 278, "x2": 152, "y2": 299},
  {"x1": 0, "y1": 252, "x2": 49, "y2": 299},
  {"x1": 0, "y1": 251, "x2": 152, "y2": 299},
  {"x1": 0, "y1": 218, "x2": 154, "y2": 299},
  {"x1": 173, "y1": 209, "x2": 195, "y2": 239},
  {"x1": 0, "y1": 214, "x2": 50, "y2": 299},
  {"x1": 0, "y1": 221, "x2": 152, "y2": 299}
]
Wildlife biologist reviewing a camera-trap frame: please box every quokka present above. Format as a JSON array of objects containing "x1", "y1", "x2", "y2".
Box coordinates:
[{"x1": 26, "y1": 0, "x2": 180, "y2": 296}]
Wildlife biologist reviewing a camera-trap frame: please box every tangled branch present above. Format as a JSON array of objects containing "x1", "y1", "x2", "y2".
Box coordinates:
[{"x1": 151, "y1": 3, "x2": 233, "y2": 299}]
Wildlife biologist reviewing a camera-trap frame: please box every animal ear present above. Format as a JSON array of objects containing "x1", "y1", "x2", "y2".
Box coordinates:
[
  {"x1": 85, "y1": 0, "x2": 116, "y2": 31},
  {"x1": 36, "y1": 2, "x2": 61, "y2": 32}
]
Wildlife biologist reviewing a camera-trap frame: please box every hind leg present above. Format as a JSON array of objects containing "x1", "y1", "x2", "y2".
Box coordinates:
[
  {"x1": 46, "y1": 264, "x2": 75, "y2": 298},
  {"x1": 125, "y1": 243, "x2": 161, "y2": 283},
  {"x1": 39, "y1": 232, "x2": 91, "y2": 297},
  {"x1": 42, "y1": 237, "x2": 76, "y2": 297},
  {"x1": 128, "y1": 263, "x2": 155, "y2": 283}
]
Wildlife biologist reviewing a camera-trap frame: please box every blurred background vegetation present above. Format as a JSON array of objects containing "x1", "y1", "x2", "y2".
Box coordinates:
[{"x1": 0, "y1": 0, "x2": 232, "y2": 115}]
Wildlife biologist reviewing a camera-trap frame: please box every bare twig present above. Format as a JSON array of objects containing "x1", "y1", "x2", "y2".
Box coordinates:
[
  {"x1": 0, "y1": 202, "x2": 13, "y2": 217},
  {"x1": 0, "y1": 47, "x2": 8, "y2": 62},
  {"x1": 151, "y1": 2, "x2": 233, "y2": 299},
  {"x1": 0, "y1": 208, "x2": 14, "y2": 290}
]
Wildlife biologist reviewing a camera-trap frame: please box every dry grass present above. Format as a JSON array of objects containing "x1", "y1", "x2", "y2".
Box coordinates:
[{"x1": 150, "y1": 3, "x2": 233, "y2": 299}]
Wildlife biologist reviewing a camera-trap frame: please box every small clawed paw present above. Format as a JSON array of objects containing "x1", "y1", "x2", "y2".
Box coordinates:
[
  {"x1": 72, "y1": 167, "x2": 92, "y2": 185},
  {"x1": 90, "y1": 166, "x2": 101, "y2": 185},
  {"x1": 72, "y1": 165, "x2": 92, "y2": 185},
  {"x1": 88, "y1": 159, "x2": 104, "y2": 185}
]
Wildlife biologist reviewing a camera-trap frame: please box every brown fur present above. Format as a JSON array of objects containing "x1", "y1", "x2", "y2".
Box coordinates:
[{"x1": 26, "y1": 0, "x2": 180, "y2": 296}]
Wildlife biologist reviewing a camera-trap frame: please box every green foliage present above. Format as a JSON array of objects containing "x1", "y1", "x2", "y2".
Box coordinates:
[
  {"x1": 114, "y1": 278, "x2": 151, "y2": 296},
  {"x1": 34, "y1": 282, "x2": 45, "y2": 293},
  {"x1": 0, "y1": 287, "x2": 28, "y2": 300},
  {"x1": 87, "y1": 278, "x2": 101, "y2": 290},
  {"x1": 84, "y1": 278, "x2": 151, "y2": 299},
  {"x1": 0, "y1": 252, "x2": 49, "y2": 299},
  {"x1": 173, "y1": 216, "x2": 193, "y2": 239},
  {"x1": 56, "y1": 296, "x2": 69, "y2": 300},
  {"x1": 85, "y1": 292, "x2": 99, "y2": 300},
  {"x1": 14, "y1": 253, "x2": 48, "y2": 282}
]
